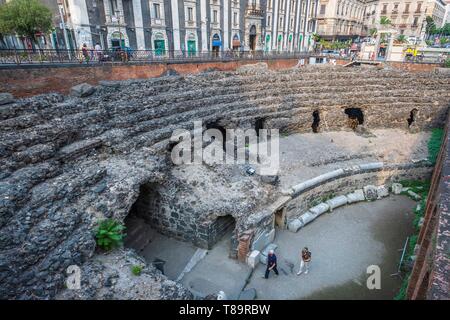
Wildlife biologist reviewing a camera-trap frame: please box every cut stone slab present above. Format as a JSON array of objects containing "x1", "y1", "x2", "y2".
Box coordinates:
[
  {"x1": 376, "y1": 185, "x2": 389, "y2": 199},
  {"x1": 71, "y1": 83, "x2": 96, "y2": 97},
  {"x1": 0, "y1": 93, "x2": 14, "y2": 105},
  {"x1": 309, "y1": 202, "x2": 329, "y2": 216},
  {"x1": 260, "y1": 175, "x2": 279, "y2": 185},
  {"x1": 326, "y1": 195, "x2": 348, "y2": 211},
  {"x1": 247, "y1": 250, "x2": 260, "y2": 268},
  {"x1": 238, "y1": 288, "x2": 256, "y2": 300},
  {"x1": 251, "y1": 228, "x2": 275, "y2": 252},
  {"x1": 346, "y1": 189, "x2": 365, "y2": 203},
  {"x1": 363, "y1": 185, "x2": 378, "y2": 201},
  {"x1": 391, "y1": 183, "x2": 403, "y2": 195},
  {"x1": 288, "y1": 219, "x2": 303, "y2": 233},
  {"x1": 299, "y1": 211, "x2": 316, "y2": 226},
  {"x1": 259, "y1": 243, "x2": 278, "y2": 265},
  {"x1": 99, "y1": 80, "x2": 121, "y2": 88},
  {"x1": 407, "y1": 190, "x2": 421, "y2": 201}
]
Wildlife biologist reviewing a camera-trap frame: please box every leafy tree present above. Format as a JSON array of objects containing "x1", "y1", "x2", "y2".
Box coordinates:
[
  {"x1": 95, "y1": 219, "x2": 126, "y2": 251},
  {"x1": 425, "y1": 16, "x2": 437, "y2": 37},
  {"x1": 369, "y1": 28, "x2": 377, "y2": 37},
  {"x1": 0, "y1": 0, "x2": 52, "y2": 49},
  {"x1": 379, "y1": 16, "x2": 392, "y2": 26},
  {"x1": 441, "y1": 23, "x2": 450, "y2": 36}
]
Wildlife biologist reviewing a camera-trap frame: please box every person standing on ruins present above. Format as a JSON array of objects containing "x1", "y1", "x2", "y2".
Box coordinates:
[
  {"x1": 297, "y1": 247, "x2": 311, "y2": 275},
  {"x1": 264, "y1": 250, "x2": 279, "y2": 279}
]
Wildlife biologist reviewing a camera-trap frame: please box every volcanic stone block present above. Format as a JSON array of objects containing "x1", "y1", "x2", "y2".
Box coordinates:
[
  {"x1": 391, "y1": 183, "x2": 403, "y2": 195},
  {"x1": 0, "y1": 93, "x2": 14, "y2": 105},
  {"x1": 247, "y1": 250, "x2": 260, "y2": 268},
  {"x1": 346, "y1": 189, "x2": 365, "y2": 203},
  {"x1": 363, "y1": 185, "x2": 378, "y2": 201},
  {"x1": 71, "y1": 83, "x2": 96, "y2": 97},
  {"x1": 291, "y1": 169, "x2": 344, "y2": 196},
  {"x1": 299, "y1": 211, "x2": 316, "y2": 226},
  {"x1": 326, "y1": 195, "x2": 348, "y2": 211},
  {"x1": 309, "y1": 202, "x2": 330, "y2": 216},
  {"x1": 359, "y1": 162, "x2": 384, "y2": 171},
  {"x1": 288, "y1": 219, "x2": 303, "y2": 233},
  {"x1": 251, "y1": 228, "x2": 276, "y2": 252},
  {"x1": 99, "y1": 80, "x2": 121, "y2": 88},
  {"x1": 408, "y1": 190, "x2": 421, "y2": 200},
  {"x1": 377, "y1": 185, "x2": 389, "y2": 198}
]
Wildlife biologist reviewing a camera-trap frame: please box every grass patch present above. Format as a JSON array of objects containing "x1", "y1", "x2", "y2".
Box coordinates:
[
  {"x1": 131, "y1": 265, "x2": 143, "y2": 276},
  {"x1": 428, "y1": 128, "x2": 444, "y2": 165},
  {"x1": 95, "y1": 219, "x2": 126, "y2": 251},
  {"x1": 393, "y1": 181, "x2": 429, "y2": 300}
]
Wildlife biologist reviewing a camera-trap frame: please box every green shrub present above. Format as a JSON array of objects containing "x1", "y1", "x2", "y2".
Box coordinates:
[
  {"x1": 131, "y1": 265, "x2": 143, "y2": 276},
  {"x1": 394, "y1": 275, "x2": 410, "y2": 300},
  {"x1": 428, "y1": 128, "x2": 444, "y2": 165},
  {"x1": 444, "y1": 58, "x2": 450, "y2": 68},
  {"x1": 95, "y1": 219, "x2": 126, "y2": 251}
]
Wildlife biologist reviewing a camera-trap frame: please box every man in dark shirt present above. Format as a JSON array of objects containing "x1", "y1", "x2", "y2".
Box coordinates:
[{"x1": 264, "y1": 250, "x2": 279, "y2": 279}]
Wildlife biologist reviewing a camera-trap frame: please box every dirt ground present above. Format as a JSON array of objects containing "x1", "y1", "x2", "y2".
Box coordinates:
[
  {"x1": 278, "y1": 129, "x2": 430, "y2": 187},
  {"x1": 245, "y1": 195, "x2": 416, "y2": 300}
]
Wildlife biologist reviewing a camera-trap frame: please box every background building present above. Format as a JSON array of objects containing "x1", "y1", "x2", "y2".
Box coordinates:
[
  {"x1": 22, "y1": 0, "x2": 319, "y2": 53},
  {"x1": 316, "y1": 0, "x2": 367, "y2": 40},
  {"x1": 316, "y1": 0, "x2": 449, "y2": 41}
]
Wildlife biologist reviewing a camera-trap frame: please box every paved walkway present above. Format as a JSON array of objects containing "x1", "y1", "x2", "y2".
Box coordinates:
[
  {"x1": 245, "y1": 195, "x2": 416, "y2": 300},
  {"x1": 181, "y1": 231, "x2": 252, "y2": 299}
]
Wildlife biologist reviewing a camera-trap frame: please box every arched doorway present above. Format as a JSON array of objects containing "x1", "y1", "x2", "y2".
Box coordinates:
[
  {"x1": 277, "y1": 34, "x2": 283, "y2": 52},
  {"x1": 212, "y1": 33, "x2": 221, "y2": 57},
  {"x1": 249, "y1": 25, "x2": 257, "y2": 51},
  {"x1": 186, "y1": 33, "x2": 196, "y2": 56},
  {"x1": 153, "y1": 33, "x2": 166, "y2": 56},
  {"x1": 232, "y1": 34, "x2": 240, "y2": 51},
  {"x1": 265, "y1": 34, "x2": 271, "y2": 52},
  {"x1": 111, "y1": 31, "x2": 125, "y2": 48}
]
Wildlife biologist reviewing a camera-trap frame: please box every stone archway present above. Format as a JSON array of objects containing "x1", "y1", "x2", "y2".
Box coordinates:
[{"x1": 249, "y1": 25, "x2": 257, "y2": 51}]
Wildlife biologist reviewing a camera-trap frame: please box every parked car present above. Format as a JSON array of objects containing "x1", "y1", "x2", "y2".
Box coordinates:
[{"x1": 322, "y1": 50, "x2": 340, "y2": 57}]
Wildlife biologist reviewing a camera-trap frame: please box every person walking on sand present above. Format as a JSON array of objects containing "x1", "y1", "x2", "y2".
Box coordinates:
[
  {"x1": 264, "y1": 250, "x2": 279, "y2": 279},
  {"x1": 297, "y1": 247, "x2": 311, "y2": 275}
]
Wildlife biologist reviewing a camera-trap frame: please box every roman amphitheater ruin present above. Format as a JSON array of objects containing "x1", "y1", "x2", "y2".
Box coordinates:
[{"x1": 0, "y1": 63, "x2": 449, "y2": 300}]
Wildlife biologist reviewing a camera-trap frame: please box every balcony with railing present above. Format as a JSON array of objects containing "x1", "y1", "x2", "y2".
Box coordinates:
[{"x1": 246, "y1": 5, "x2": 264, "y2": 17}]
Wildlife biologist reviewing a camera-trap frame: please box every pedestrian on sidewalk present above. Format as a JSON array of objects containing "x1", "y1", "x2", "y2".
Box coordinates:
[
  {"x1": 297, "y1": 247, "x2": 311, "y2": 275},
  {"x1": 81, "y1": 43, "x2": 90, "y2": 63},
  {"x1": 264, "y1": 250, "x2": 279, "y2": 279}
]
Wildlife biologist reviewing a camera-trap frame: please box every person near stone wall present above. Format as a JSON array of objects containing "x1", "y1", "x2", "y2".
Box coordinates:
[
  {"x1": 297, "y1": 247, "x2": 312, "y2": 275},
  {"x1": 264, "y1": 250, "x2": 279, "y2": 279}
]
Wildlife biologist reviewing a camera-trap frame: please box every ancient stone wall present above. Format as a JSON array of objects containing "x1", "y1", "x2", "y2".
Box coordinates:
[
  {"x1": 1, "y1": 65, "x2": 449, "y2": 299},
  {"x1": 407, "y1": 113, "x2": 450, "y2": 300},
  {"x1": 284, "y1": 163, "x2": 433, "y2": 219}
]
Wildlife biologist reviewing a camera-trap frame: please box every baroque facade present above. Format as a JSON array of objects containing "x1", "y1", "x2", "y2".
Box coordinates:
[
  {"x1": 60, "y1": 0, "x2": 319, "y2": 53},
  {"x1": 316, "y1": 0, "x2": 449, "y2": 40}
]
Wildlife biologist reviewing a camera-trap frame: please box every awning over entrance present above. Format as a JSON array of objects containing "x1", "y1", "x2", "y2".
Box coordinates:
[{"x1": 212, "y1": 34, "x2": 221, "y2": 47}]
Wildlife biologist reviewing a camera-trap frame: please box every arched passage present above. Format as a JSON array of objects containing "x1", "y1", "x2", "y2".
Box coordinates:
[
  {"x1": 205, "y1": 121, "x2": 227, "y2": 151},
  {"x1": 344, "y1": 108, "x2": 364, "y2": 129},
  {"x1": 255, "y1": 118, "x2": 265, "y2": 137},
  {"x1": 407, "y1": 108, "x2": 418, "y2": 127},
  {"x1": 249, "y1": 25, "x2": 257, "y2": 51},
  {"x1": 312, "y1": 110, "x2": 320, "y2": 133}
]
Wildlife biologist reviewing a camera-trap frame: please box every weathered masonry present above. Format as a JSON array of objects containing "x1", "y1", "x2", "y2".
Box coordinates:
[{"x1": 0, "y1": 64, "x2": 449, "y2": 299}]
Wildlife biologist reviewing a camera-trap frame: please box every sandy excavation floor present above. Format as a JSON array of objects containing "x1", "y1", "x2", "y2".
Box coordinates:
[{"x1": 277, "y1": 129, "x2": 430, "y2": 187}]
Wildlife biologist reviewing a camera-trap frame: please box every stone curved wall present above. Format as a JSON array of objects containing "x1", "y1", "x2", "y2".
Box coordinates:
[{"x1": 1, "y1": 65, "x2": 449, "y2": 299}]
